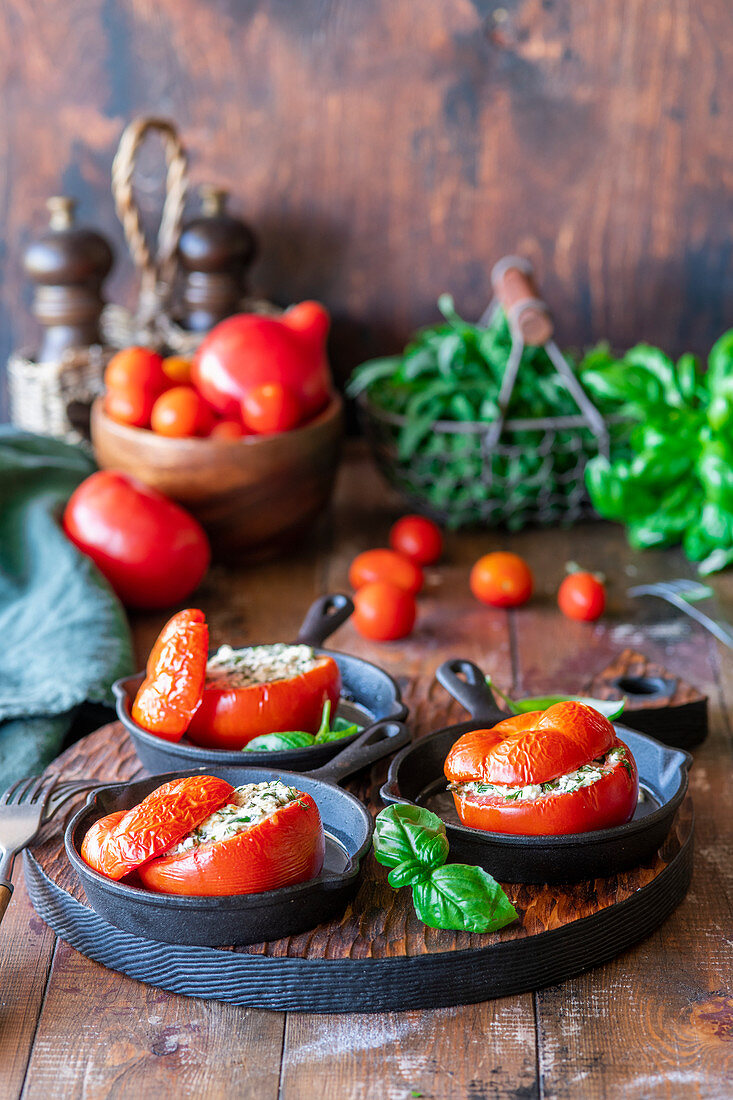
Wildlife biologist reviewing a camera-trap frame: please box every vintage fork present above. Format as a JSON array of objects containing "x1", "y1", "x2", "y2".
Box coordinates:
[
  {"x1": 0, "y1": 775, "x2": 98, "y2": 925},
  {"x1": 628, "y1": 578, "x2": 733, "y2": 649}
]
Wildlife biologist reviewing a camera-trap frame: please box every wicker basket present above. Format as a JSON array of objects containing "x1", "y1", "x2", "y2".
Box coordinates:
[{"x1": 7, "y1": 345, "x2": 110, "y2": 444}]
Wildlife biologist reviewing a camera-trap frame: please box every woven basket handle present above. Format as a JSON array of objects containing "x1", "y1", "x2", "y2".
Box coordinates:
[
  {"x1": 491, "y1": 256, "x2": 553, "y2": 347},
  {"x1": 111, "y1": 117, "x2": 188, "y2": 325}
]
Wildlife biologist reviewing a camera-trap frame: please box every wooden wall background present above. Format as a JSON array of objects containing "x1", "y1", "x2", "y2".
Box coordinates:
[{"x1": 0, "y1": 0, "x2": 731, "y2": 410}]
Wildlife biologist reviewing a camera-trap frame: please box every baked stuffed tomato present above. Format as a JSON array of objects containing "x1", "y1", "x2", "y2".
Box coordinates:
[
  {"x1": 185, "y1": 643, "x2": 341, "y2": 750},
  {"x1": 444, "y1": 701, "x2": 638, "y2": 836},
  {"x1": 81, "y1": 775, "x2": 325, "y2": 896}
]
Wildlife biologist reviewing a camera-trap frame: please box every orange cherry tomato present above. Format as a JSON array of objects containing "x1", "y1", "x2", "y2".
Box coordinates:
[
  {"x1": 151, "y1": 386, "x2": 215, "y2": 438},
  {"x1": 81, "y1": 775, "x2": 234, "y2": 880},
  {"x1": 241, "y1": 382, "x2": 302, "y2": 434},
  {"x1": 352, "y1": 581, "x2": 416, "y2": 641},
  {"x1": 349, "y1": 549, "x2": 423, "y2": 595},
  {"x1": 131, "y1": 609, "x2": 209, "y2": 741},
  {"x1": 558, "y1": 572, "x2": 606, "y2": 621},
  {"x1": 389, "y1": 514, "x2": 443, "y2": 566},
  {"x1": 209, "y1": 419, "x2": 246, "y2": 440},
  {"x1": 137, "y1": 791, "x2": 325, "y2": 896},
  {"x1": 104, "y1": 387, "x2": 155, "y2": 429},
  {"x1": 162, "y1": 355, "x2": 193, "y2": 385},
  {"x1": 104, "y1": 347, "x2": 168, "y2": 395},
  {"x1": 470, "y1": 552, "x2": 533, "y2": 608}
]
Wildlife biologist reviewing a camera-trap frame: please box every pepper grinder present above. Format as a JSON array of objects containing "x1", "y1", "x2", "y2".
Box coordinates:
[
  {"x1": 177, "y1": 185, "x2": 258, "y2": 331},
  {"x1": 23, "y1": 196, "x2": 114, "y2": 362}
]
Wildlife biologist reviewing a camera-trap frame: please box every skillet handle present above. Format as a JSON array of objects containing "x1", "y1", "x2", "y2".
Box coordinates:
[
  {"x1": 305, "y1": 720, "x2": 410, "y2": 784},
  {"x1": 296, "y1": 594, "x2": 354, "y2": 647},
  {"x1": 435, "y1": 659, "x2": 507, "y2": 724}
]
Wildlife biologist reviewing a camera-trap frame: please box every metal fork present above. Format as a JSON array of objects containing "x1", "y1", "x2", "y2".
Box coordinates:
[
  {"x1": 628, "y1": 579, "x2": 733, "y2": 648},
  {"x1": 0, "y1": 775, "x2": 98, "y2": 925}
]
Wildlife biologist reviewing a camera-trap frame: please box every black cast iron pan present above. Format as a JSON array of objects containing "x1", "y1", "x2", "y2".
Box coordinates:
[
  {"x1": 381, "y1": 659, "x2": 692, "y2": 884},
  {"x1": 115, "y1": 594, "x2": 407, "y2": 774},
  {"x1": 66, "y1": 716, "x2": 409, "y2": 946}
]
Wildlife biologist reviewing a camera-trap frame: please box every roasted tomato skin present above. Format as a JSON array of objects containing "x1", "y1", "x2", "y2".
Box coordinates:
[
  {"x1": 137, "y1": 792, "x2": 325, "y2": 896},
  {"x1": 80, "y1": 811, "x2": 127, "y2": 870},
  {"x1": 451, "y1": 746, "x2": 638, "y2": 836},
  {"x1": 81, "y1": 775, "x2": 234, "y2": 880},
  {"x1": 131, "y1": 609, "x2": 209, "y2": 740},
  {"x1": 186, "y1": 655, "x2": 341, "y2": 750}
]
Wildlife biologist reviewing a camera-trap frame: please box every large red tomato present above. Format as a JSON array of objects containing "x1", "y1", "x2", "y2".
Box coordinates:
[
  {"x1": 192, "y1": 302, "x2": 332, "y2": 421},
  {"x1": 63, "y1": 471, "x2": 210, "y2": 609}
]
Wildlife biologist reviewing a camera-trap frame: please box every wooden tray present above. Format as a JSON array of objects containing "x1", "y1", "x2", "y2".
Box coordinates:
[{"x1": 24, "y1": 723, "x2": 694, "y2": 1013}]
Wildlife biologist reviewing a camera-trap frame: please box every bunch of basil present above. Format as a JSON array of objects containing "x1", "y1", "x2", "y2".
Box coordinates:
[{"x1": 583, "y1": 330, "x2": 733, "y2": 574}]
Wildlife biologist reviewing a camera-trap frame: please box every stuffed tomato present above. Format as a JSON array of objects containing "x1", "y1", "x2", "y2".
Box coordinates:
[
  {"x1": 444, "y1": 701, "x2": 638, "y2": 836},
  {"x1": 185, "y1": 643, "x2": 341, "y2": 750}
]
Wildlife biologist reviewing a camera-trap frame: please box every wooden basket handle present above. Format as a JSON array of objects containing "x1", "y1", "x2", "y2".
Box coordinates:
[{"x1": 491, "y1": 256, "x2": 553, "y2": 346}]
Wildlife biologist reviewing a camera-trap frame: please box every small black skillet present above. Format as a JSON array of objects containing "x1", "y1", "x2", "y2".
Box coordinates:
[
  {"x1": 66, "y1": 716, "x2": 409, "y2": 947},
  {"x1": 115, "y1": 594, "x2": 407, "y2": 775},
  {"x1": 380, "y1": 659, "x2": 692, "y2": 884}
]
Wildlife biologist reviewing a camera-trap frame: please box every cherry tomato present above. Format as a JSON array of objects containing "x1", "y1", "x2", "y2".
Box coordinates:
[
  {"x1": 389, "y1": 515, "x2": 443, "y2": 566},
  {"x1": 137, "y1": 790, "x2": 325, "y2": 896},
  {"x1": 558, "y1": 572, "x2": 606, "y2": 621},
  {"x1": 349, "y1": 548, "x2": 423, "y2": 595},
  {"x1": 352, "y1": 581, "x2": 416, "y2": 641},
  {"x1": 162, "y1": 355, "x2": 192, "y2": 385},
  {"x1": 131, "y1": 609, "x2": 209, "y2": 741},
  {"x1": 241, "y1": 382, "x2": 302, "y2": 434},
  {"x1": 470, "y1": 552, "x2": 533, "y2": 608},
  {"x1": 209, "y1": 419, "x2": 246, "y2": 440},
  {"x1": 104, "y1": 387, "x2": 155, "y2": 429},
  {"x1": 104, "y1": 347, "x2": 168, "y2": 395},
  {"x1": 63, "y1": 471, "x2": 210, "y2": 609},
  {"x1": 81, "y1": 775, "x2": 234, "y2": 880},
  {"x1": 187, "y1": 655, "x2": 341, "y2": 750},
  {"x1": 151, "y1": 385, "x2": 215, "y2": 438}
]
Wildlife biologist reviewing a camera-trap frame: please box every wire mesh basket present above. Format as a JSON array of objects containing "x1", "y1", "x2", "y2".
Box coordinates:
[{"x1": 357, "y1": 257, "x2": 613, "y2": 530}]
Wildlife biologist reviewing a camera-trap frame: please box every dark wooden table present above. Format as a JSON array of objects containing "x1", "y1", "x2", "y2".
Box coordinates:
[{"x1": 2, "y1": 444, "x2": 732, "y2": 1098}]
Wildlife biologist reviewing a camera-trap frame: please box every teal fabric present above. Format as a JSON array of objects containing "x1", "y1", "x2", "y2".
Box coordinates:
[{"x1": 0, "y1": 429, "x2": 134, "y2": 785}]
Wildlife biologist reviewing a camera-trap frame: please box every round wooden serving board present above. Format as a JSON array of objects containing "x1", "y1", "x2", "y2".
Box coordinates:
[{"x1": 24, "y1": 722, "x2": 694, "y2": 1013}]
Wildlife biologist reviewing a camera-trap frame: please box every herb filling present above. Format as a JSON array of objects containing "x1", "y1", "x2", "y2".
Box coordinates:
[
  {"x1": 205, "y1": 644, "x2": 319, "y2": 687},
  {"x1": 450, "y1": 746, "x2": 630, "y2": 803},
  {"x1": 171, "y1": 781, "x2": 302, "y2": 854}
]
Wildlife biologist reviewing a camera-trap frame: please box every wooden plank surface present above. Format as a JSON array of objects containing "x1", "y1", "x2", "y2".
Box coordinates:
[{"x1": 2, "y1": 443, "x2": 733, "y2": 1098}]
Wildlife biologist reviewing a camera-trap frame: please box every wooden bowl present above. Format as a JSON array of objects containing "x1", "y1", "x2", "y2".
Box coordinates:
[{"x1": 90, "y1": 394, "x2": 344, "y2": 561}]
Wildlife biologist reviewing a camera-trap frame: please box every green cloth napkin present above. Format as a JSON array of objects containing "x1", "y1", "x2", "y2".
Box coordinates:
[{"x1": 0, "y1": 429, "x2": 134, "y2": 786}]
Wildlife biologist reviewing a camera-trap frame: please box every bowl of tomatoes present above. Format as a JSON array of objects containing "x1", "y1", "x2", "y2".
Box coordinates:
[{"x1": 90, "y1": 303, "x2": 344, "y2": 561}]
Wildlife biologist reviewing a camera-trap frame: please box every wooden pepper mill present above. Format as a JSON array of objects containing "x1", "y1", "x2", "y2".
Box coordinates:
[
  {"x1": 177, "y1": 185, "x2": 257, "y2": 332},
  {"x1": 23, "y1": 196, "x2": 114, "y2": 362}
]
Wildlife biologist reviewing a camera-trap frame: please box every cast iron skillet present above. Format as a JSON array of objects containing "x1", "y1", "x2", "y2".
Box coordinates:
[
  {"x1": 115, "y1": 594, "x2": 407, "y2": 774},
  {"x1": 380, "y1": 659, "x2": 692, "y2": 884},
  {"x1": 66, "y1": 716, "x2": 409, "y2": 947}
]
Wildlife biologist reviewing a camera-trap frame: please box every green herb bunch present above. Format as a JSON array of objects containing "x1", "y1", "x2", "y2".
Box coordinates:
[
  {"x1": 373, "y1": 804, "x2": 517, "y2": 933},
  {"x1": 243, "y1": 700, "x2": 359, "y2": 753},
  {"x1": 583, "y1": 331, "x2": 733, "y2": 574}
]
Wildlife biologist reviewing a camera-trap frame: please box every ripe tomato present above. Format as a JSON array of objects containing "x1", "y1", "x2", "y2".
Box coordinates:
[
  {"x1": 470, "y1": 552, "x2": 533, "y2": 608},
  {"x1": 349, "y1": 548, "x2": 423, "y2": 595},
  {"x1": 63, "y1": 471, "x2": 210, "y2": 608},
  {"x1": 104, "y1": 347, "x2": 168, "y2": 395},
  {"x1": 558, "y1": 572, "x2": 606, "y2": 621},
  {"x1": 192, "y1": 303, "x2": 332, "y2": 420},
  {"x1": 241, "y1": 382, "x2": 302, "y2": 434},
  {"x1": 137, "y1": 791, "x2": 325, "y2": 896},
  {"x1": 162, "y1": 355, "x2": 192, "y2": 385},
  {"x1": 352, "y1": 581, "x2": 416, "y2": 641},
  {"x1": 389, "y1": 514, "x2": 443, "y2": 566},
  {"x1": 132, "y1": 609, "x2": 209, "y2": 741},
  {"x1": 151, "y1": 385, "x2": 215, "y2": 437},
  {"x1": 209, "y1": 419, "x2": 246, "y2": 440},
  {"x1": 104, "y1": 386, "x2": 155, "y2": 429}
]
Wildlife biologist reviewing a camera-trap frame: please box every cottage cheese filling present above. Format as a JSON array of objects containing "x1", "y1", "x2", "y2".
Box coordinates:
[
  {"x1": 205, "y1": 644, "x2": 319, "y2": 687},
  {"x1": 171, "y1": 781, "x2": 302, "y2": 854},
  {"x1": 450, "y1": 746, "x2": 630, "y2": 803}
]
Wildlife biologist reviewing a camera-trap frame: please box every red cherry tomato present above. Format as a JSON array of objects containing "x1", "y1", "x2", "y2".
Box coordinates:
[
  {"x1": 104, "y1": 387, "x2": 155, "y2": 429},
  {"x1": 389, "y1": 514, "x2": 443, "y2": 566},
  {"x1": 241, "y1": 382, "x2": 302, "y2": 434},
  {"x1": 192, "y1": 304, "x2": 332, "y2": 420},
  {"x1": 470, "y1": 552, "x2": 533, "y2": 608},
  {"x1": 151, "y1": 386, "x2": 215, "y2": 438},
  {"x1": 558, "y1": 572, "x2": 606, "y2": 621},
  {"x1": 104, "y1": 347, "x2": 168, "y2": 395},
  {"x1": 63, "y1": 471, "x2": 210, "y2": 609},
  {"x1": 209, "y1": 419, "x2": 246, "y2": 440},
  {"x1": 352, "y1": 581, "x2": 416, "y2": 641},
  {"x1": 349, "y1": 548, "x2": 423, "y2": 595},
  {"x1": 131, "y1": 609, "x2": 209, "y2": 741}
]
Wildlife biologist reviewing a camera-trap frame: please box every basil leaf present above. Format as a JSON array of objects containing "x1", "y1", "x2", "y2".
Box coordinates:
[
  {"x1": 513, "y1": 694, "x2": 625, "y2": 720},
  {"x1": 373, "y1": 804, "x2": 446, "y2": 869},
  {"x1": 314, "y1": 724, "x2": 358, "y2": 744},
  {"x1": 244, "y1": 731, "x2": 316, "y2": 752},
  {"x1": 412, "y1": 865, "x2": 517, "y2": 933},
  {"x1": 387, "y1": 858, "x2": 434, "y2": 889}
]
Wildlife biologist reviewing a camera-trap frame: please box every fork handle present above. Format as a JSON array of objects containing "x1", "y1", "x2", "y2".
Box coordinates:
[{"x1": 0, "y1": 882, "x2": 12, "y2": 924}]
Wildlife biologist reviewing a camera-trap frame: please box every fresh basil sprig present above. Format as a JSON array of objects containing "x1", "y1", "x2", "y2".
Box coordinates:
[
  {"x1": 485, "y1": 676, "x2": 626, "y2": 721},
  {"x1": 244, "y1": 700, "x2": 360, "y2": 752},
  {"x1": 373, "y1": 805, "x2": 517, "y2": 934}
]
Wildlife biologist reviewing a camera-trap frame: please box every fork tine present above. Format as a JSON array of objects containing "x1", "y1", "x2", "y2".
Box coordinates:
[
  {"x1": 25, "y1": 775, "x2": 52, "y2": 804},
  {"x1": 1, "y1": 775, "x2": 40, "y2": 806}
]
